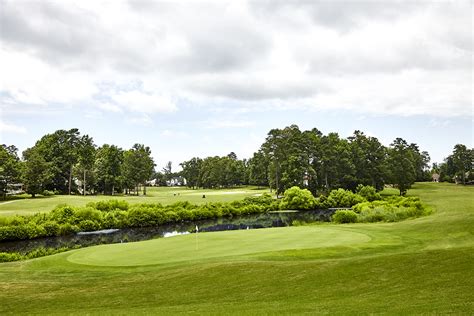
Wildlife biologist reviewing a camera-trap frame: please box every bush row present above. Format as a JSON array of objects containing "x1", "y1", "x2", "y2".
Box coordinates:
[
  {"x1": 280, "y1": 185, "x2": 379, "y2": 210},
  {"x1": 0, "y1": 194, "x2": 280, "y2": 242},
  {"x1": 332, "y1": 196, "x2": 431, "y2": 223}
]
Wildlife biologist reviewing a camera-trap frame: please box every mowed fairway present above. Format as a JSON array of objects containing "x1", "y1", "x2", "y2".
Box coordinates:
[
  {"x1": 0, "y1": 183, "x2": 473, "y2": 314},
  {"x1": 0, "y1": 186, "x2": 270, "y2": 215}
]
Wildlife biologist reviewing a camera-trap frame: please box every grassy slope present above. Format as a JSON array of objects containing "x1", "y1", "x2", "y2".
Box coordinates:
[
  {"x1": 0, "y1": 183, "x2": 472, "y2": 314},
  {"x1": 0, "y1": 186, "x2": 270, "y2": 215}
]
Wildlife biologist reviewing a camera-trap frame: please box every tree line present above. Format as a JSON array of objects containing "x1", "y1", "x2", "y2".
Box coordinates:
[
  {"x1": 180, "y1": 125, "x2": 472, "y2": 195},
  {"x1": 433, "y1": 144, "x2": 473, "y2": 184},
  {"x1": 1, "y1": 125, "x2": 472, "y2": 198},
  {"x1": 1, "y1": 129, "x2": 155, "y2": 198}
]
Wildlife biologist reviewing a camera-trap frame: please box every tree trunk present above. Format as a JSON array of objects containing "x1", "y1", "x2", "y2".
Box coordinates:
[
  {"x1": 136, "y1": 184, "x2": 139, "y2": 196},
  {"x1": 112, "y1": 184, "x2": 115, "y2": 196},
  {"x1": 275, "y1": 164, "x2": 279, "y2": 197},
  {"x1": 143, "y1": 184, "x2": 147, "y2": 195},
  {"x1": 83, "y1": 169, "x2": 86, "y2": 196},
  {"x1": 68, "y1": 165, "x2": 73, "y2": 195}
]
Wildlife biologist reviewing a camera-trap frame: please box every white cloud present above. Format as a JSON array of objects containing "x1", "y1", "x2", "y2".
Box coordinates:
[
  {"x1": 204, "y1": 120, "x2": 256, "y2": 129},
  {"x1": 127, "y1": 114, "x2": 152, "y2": 126},
  {"x1": 160, "y1": 129, "x2": 188, "y2": 138},
  {"x1": 0, "y1": 121, "x2": 27, "y2": 134},
  {"x1": 111, "y1": 90, "x2": 176, "y2": 114},
  {"x1": 0, "y1": 0, "x2": 471, "y2": 119},
  {"x1": 97, "y1": 102, "x2": 123, "y2": 113}
]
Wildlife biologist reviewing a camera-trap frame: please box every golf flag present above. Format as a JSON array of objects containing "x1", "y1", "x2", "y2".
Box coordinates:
[{"x1": 196, "y1": 225, "x2": 199, "y2": 233}]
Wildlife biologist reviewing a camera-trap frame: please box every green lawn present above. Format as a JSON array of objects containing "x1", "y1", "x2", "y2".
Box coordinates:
[
  {"x1": 0, "y1": 183, "x2": 473, "y2": 314},
  {"x1": 0, "y1": 186, "x2": 270, "y2": 215}
]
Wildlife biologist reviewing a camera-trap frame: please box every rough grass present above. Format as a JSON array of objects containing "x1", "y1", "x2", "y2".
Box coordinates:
[
  {"x1": 0, "y1": 183, "x2": 473, "y2": 314},
  {"x1": 0, "y1": 186, "x2": 270, "y2": 215}
]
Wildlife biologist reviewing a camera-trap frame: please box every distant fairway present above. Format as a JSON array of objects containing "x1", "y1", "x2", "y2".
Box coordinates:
[
  {"x1": 0, "y1": 183, "x2": 473, "y2": 314},
  {"x1": 0, "y1": 186, "x2": 270, "y2": 215}
]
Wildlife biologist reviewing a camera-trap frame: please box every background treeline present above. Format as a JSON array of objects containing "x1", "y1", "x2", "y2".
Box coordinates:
[
  {"x1": 1, "y1": 125, "x2": 472, "y2": 198},
  {"x1": 432, "y1": 144, "x2": 473, "y2": 184},
  {"x1": 1, "y1": 129, "x2": 155, "y2": 198},
  {"x1": 181, "y1": 125, "x2": 473, "y2": 195}
]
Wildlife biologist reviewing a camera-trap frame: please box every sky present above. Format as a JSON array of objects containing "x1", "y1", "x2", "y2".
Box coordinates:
[{"x1": 0, "y1": 0, "x2": 472, "y2": 170}]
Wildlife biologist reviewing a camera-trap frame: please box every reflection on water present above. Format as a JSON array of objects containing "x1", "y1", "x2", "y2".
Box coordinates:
[
  {"x1": 163, "y1": 231, "x2": 190, "y2": 238},
  {"x1": 0, "y1": 210, "x2": 334, "y2": 253}
]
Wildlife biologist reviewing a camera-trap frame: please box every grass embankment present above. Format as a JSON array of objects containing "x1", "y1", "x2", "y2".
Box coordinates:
[
  {"x1": 0, "y1": 186, "x2": 270, "y2": 215},
  {"x1": 0, "y1": 183, "x2": 472, "y2": 314}
]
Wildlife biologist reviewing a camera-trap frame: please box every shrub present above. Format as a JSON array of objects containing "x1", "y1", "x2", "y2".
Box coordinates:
[
  {"x1": 324, "y1": 189, "x2": 365, "y2": 208},
  {"x1": 356, "y1": 185, "x2": 381, "y2": 202},
  {"x1": 332, "y1": 210, "x2": 358, "y2": 223},
  {"x1": 79, "y1": 220, "x2": 100, "y2": 232},
  {"x1": 43, "y1": 221, "x2": 60, "y2": 236},
  {"x1": 49, "y1": 205, "x2": 77, "y2": 224},
  {"x1": 102, "y1": 211, "x2": 128, "y2": 228},
  {"x1": 41, "y1": 190, "x2": 55, "y2": 196},
  {"x1": 352, "y1": 196, "x2": 431, "y2": 223},
  {"x1": 280, "y1": 186, "x2": 316, "y2": 210},
  {"x1": 74, "y1": 207, "x2": 103, "y2": 225},
  {"x1": 58, "y1": 223, "x2": 80, "y2": 235},
  {"x1": 127, "y1": 207, "x2": 166, "y2": 227},
  {"x1": 0, "y1": 252, "x2": 23, "y2": 262},
  {"x1": 87, "y1": 200, "x2": 129, "y2": 212}
]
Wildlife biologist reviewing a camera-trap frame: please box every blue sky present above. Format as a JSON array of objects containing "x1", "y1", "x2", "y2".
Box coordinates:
[{"x1": 0, "y1": 0, "x2": 472, "y2": 170}]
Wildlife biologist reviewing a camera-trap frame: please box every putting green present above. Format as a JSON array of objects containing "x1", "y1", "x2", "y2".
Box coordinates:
[{"x1": 67, "y1": 226, "x2": 371, "y2": 267}]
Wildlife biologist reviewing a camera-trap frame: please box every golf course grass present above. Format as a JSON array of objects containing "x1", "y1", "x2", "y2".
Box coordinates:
[
  {"x1": 0, "y1": 182, "x2": 472, "y2": 314},
  {"x1": 67, "y1": 227, "x2": 371, "y2": 267},
  {"x1": 0, "y1": 186, "x2": 270, "y2": 215}
]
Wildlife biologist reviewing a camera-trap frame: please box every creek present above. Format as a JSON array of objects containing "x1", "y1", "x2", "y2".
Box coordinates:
[{"x1": 0, "y1": 209, "x2": 334, "y2": 253}]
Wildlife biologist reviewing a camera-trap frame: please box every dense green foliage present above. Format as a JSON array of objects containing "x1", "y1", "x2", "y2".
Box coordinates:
[
  {"x1": 328, "y1": 187, "x2": 431, "y2": 223},
  {"x1": 122, "y1": 144, "x2": 155, "y2": 195},
  {"x1": 352, "y1": 196, "x2": 431, "y2": 222},
  {"x1": 180, "y1": 153, "x2": 247, "y2": 189},
  {"x1": 0, "y1": 145, "x2": 22, "y2": 199},
  {"x1": 332, "y1": 210, "x2": 358, "y2": 223},
  {"x1": 322, "y1": 188, "x2": 366, "y2": 208},
  {"x1": 8, "y1": 129, "x2": 155, "y2": 197},
  {"x1": 280, "y1": 186, "x2": 315, "y2": 210},
  {"x1": 258, "y1": 125, "x2": 433, "y2": 195},
  {"x1": 356, "y1": 184, "x2": 381, "y2": 201},
  {"x1": 437, "y1": 144, "x2": 474, "y2": 184},
  {"x1": 279, "y1": 186, "x2": 371, "y2": 210}
]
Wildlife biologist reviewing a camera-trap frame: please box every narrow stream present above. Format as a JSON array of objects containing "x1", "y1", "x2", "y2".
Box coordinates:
[{"x1": 0, "y1": 210, "x2": 334, "y2": 253}]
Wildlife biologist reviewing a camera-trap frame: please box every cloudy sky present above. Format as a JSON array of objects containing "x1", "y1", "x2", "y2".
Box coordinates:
[{"x1": 0, "y1": 0, "x2": 472, "y2": 169}]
